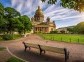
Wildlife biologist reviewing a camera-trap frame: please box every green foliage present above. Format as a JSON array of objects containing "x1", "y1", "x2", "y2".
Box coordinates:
[
  {"x1": 60, "y1": 30, "x2": 65, "y2": 34},
  {"x1": 0, "y1": 16, "x2": 8, "y2": 32},
  {"x1": 67, "y1": 27, "x2": 75, "y2": 34},
  {"x1": 50, "y1": 30, "x2": 58, "y2": 34},
  {"x1": 5, "y1": 7, "x2": 20, "y2": 18},
  {"x1": 0, "y1": 47, "x2": 6, "y2": 51},
  {"x1": 0, "y1": 3, "x2": 32, "y2": 36},
  {"x1": 2, "y1": 34, "x2": 22, "y2": 40},
  {"x1": 41, "y1": 0, "x2": 84, "y2": 12},
  {"x1": 41, "y1": 0, "x2": 57, "y2": 4},
  {"x1": 6, "y1": 18, "x2": 23, "y2": 34},
  {"x1": 7, "y1": 57, "x2": 24, "y2": 62},
  {"x1": 0, "y1": 4, "x2": 21, "y2": 34},
  {"x1": 18, "y1": 15, "x2": 32, "y2": 34},
  {"x1": 2, "y1": 34, "x2": 13, "y2": 40},
  {"x1": 61, "y1": 0, "x2": 84, "y2": 12},
  {"x1": 0, "y1": 3, "x2": 4, "y2": 15},
  {"x1": 75, "y1": 22, "x2": 84, "y2": 34}
]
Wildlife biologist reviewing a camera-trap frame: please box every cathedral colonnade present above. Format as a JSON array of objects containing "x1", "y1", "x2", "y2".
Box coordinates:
[{"x1": 34, "y1": 27, "x2": 48, "y2": 33}]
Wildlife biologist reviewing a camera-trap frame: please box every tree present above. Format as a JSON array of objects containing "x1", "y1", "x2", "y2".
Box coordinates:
[
  {"x1": 41, "y1": 0, "x2": 57, "y2": 4},
  {"x1": 0, "y1": 3, "x2": 8, "y2": 34},
  {"x1": 75, "y1": 22, "x2": 84, "y2": 34},
  {"x1": 0, "y1": 3, "x2": 33, "y2": 40},
  {"x1": 4, "y1": 7, "x2": 20, "y2": 18},
  {"x1": 0, "y1": 3, "x2": 4, "y2": 15},
  {"x1": 61, "y1": 0, "x2": 84, "y2": 12},
  {"x1": 41, "y1": 0, "x2": 84, "y2": 12},
  {"x1": 4, "y1": 7, "x2": 21, "y2": 34},
  {"x1": 67, "y1": 26, "x2": 75, "y2": 34},
  {"x1": 50, "y1": 30, "x2": 58, "y2": 34},
  {"x1": 0, "y1": 16, "x2": 8, "y2": 34},
  {"x1": 6, "y1": 18, "x2": 23, "y2": 34},
  {"x1": 60, "y1": 30, "x2": 65, "y2": 34},
  {"x1": 18, "y1": 15, "x2": 32, "y2": 34},
  {"x1": 12, "y1": 18, "x2": 23, "y2": 32}
]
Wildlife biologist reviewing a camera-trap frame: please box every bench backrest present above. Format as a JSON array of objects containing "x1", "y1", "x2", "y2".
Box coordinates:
[
  {"x1": 25, "y1": 43, "x2": 39, "y2": 49},
  {"x1": 23, "y1": 42, "x2": 66, "y2": 54},
  {"x1": 40, "y1": 45, "x2": 65, "y2": 54}
]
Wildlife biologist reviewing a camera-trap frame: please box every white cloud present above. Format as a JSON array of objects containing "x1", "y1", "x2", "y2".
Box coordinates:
[{"x1": 10, "y1": 0, "x2": 84, "y2": 28}]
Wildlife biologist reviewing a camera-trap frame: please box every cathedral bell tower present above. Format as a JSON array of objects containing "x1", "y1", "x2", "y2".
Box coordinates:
[{"x1": 34, "y1": 6, "x2": 44, "y2": 22}]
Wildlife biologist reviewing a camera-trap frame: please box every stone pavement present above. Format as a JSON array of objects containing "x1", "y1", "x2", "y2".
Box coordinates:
[
  {"x1": 0, "y1": 49, "x2": 12, "y2": 62},
  {"x1": 0, "y1": 34, "x2": 84, "y2": 62}
]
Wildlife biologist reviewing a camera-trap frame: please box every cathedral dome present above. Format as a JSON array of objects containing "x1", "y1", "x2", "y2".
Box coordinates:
[{"x1": 34, "y1": 6, "x2": 44, "y2": 17}]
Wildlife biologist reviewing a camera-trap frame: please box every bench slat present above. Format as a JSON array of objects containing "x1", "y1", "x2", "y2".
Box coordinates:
[
  {"x1": 25, "y1": 43, "x2": 39, "y2": 49},
  {"x1": 40, "y1": 45, "x2": 65, "y2": 54}
]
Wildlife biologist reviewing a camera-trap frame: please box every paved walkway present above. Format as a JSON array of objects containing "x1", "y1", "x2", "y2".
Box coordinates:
[
  {"x1": 0, "y1": 49, "x2": 12, "y2": 62},
  {"x1": 0, "y1": 34, "x2": 84, "y2": 62}
]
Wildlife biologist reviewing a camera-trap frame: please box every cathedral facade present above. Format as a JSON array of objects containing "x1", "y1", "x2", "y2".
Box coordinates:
[{"x1": 31, "y1": 6, "x2": 56, "y2": 33}]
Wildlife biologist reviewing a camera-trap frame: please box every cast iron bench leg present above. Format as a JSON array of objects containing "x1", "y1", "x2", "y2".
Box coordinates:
[
  {"x1": 64, "y1": 48, "x2": 69, "y2": 62},
  {"x1": 25, "y1": 46, "x2": 27, "y2": 52}
]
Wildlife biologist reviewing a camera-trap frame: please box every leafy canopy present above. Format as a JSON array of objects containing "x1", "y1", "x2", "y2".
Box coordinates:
[
  {"x1": 75, "y1": 22, "x2": 84, "y2": 34},
  {"x1": 5, "y1": 7, "x2": 20, "y2": 18},
  {"x1": 0, "y1": 3, "x2": 4, "y2": 15},
  {"x1": 18, "y1": 15, "x2": 32, "y2": 34},
  {"x1": 41, "y1": 0, "x2": 84, "y2": 12},
  {"x1": 0, "y1": 3, "x2": 32, "y2": 35}
]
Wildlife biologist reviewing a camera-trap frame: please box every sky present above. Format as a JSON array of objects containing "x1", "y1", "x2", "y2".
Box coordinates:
[{"x1": 0, "y1": 0, "x2": 84, "y2": 28}]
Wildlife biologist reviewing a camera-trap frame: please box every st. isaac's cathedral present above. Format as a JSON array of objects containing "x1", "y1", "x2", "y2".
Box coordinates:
[{"x1": 31, "y1": 6, "x2": 56, "y2": 33}]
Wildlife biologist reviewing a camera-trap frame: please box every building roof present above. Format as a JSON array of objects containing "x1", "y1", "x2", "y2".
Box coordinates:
[
  {"x1": 34, "y1": 22, "x2": 56, "y2": 27},
  {"x1": 34, "y1": 6, "x2": 44, "y2": 17},
  {"x1": 38, "y1": 22, "x2": 47, "y2": 25}
]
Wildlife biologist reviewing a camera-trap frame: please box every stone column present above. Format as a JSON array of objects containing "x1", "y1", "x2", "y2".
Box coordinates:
[{"x1": 38, "y1": 27, "x2": 39, "y2": 32}]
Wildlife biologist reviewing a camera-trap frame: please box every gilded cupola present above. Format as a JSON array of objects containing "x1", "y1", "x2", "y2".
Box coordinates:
[
  {"x1": 34, "y1": 6, "x2": 44, "y2": 22},
  {"x1": 34, "y1": 6, "x2": 44, "y2": 17}
]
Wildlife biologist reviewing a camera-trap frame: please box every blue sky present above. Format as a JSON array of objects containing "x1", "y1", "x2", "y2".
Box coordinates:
[{"x1": 0, "y1": 0, "x2": 84, "y2": 28}]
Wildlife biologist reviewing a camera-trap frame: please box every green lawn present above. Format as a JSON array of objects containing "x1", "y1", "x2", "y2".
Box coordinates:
[
  {"x1": 7, "y1": 57, "x2": 24, "y2": 62},
  {"x1": 0, "y1": 47, "x2": 6, "y2": 51},
  {"x1": 38, "y1": 34, "x2": 84, "y2": 44},
  {"x1": 0, "y1": 47, "x2": 24, "y2": 62},
  {"x1": 0, "y1": 35, "x2": 3, "y2": 41}
]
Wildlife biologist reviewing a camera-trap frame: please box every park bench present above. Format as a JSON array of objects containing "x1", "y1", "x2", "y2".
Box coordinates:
[
  {"x1": 23, "y1": 42, "x2": 40, "y2": 51},
  {"x1": 23, "y1": 42, "x2": 69, "y2": 62}
]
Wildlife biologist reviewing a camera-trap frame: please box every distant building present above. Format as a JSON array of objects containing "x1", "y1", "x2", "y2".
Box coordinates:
[
  {"x1": 57, "y1": 26, "x2": 75, "y2": 33},
  {"x1": 31, "y1": 6, "x2": 56, "y2": 33},
  {"x1": 57, "y1": 28, "x2": 69, "y2": 33}
]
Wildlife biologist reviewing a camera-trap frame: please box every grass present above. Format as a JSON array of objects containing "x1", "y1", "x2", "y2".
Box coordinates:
[
  {"x1": 0, "y1": 35, "x2": 3, "y2": 41},
  {"x1": 0, "y1": 47, "x2": 24, "y2": 62},
  {"x1": 0, "y1": 47, "x2": 6, "y2": 51},
  {"x1": 13, "y1": 34, "x2": 22, "y2": 40},
  {"x1": 38, "y1": 34, "x2": 84, "y2": 44},
  {"x1": 7, "y1": 57, "x2": 24, "y2": 62}
]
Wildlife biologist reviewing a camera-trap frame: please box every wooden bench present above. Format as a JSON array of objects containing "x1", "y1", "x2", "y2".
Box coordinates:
[
  {"x1": 23, "y1": 42, "x2": 40, "y2": 51},
  {"x1": 39, "y1": 45, "x2": 69, "y2": 62},
  {"x1": 23, "y1": 42, "x2": 69, "y2": 62}
]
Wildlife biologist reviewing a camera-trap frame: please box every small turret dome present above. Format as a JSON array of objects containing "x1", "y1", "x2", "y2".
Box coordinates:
[{"x1": 47, "y1": 17, "x2": 50, "y2": 22}]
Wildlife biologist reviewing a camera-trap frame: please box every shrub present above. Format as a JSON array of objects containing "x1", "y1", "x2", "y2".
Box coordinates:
[
  {"x1": 50, "y1": 31, "x2": 58, "y2": 34},
  {"x1": 0, "y1": 47, "x2": 6, "y2": 51},
  {"x1": 60, "y1": 30, "x2": 65, "y2": 34},
  {"x1": 2, "y1": 34, "x2": 13, "y2": 40}
]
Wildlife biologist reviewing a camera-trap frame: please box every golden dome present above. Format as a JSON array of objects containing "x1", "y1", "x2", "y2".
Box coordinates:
[{"x1": 34, "y1": 6, "x2": 44, "y2": 17}]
